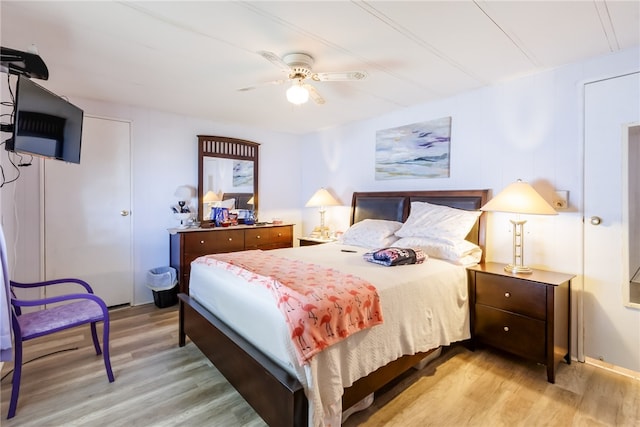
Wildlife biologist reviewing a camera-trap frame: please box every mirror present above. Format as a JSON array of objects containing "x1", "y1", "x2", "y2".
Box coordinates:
[{"x1": 197, "y1": 135, "x2": 259, "y2": 226}]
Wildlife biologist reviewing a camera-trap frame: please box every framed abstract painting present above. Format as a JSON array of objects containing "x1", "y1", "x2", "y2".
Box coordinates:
[
  {"x1": 375, "y1": 116, "x2": 451, "y2": 180},
  {"x1": 233, "y1": 160, "x2": 254, "y2": 187}
]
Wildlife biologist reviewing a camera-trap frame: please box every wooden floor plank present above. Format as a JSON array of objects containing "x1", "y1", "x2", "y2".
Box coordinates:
[{"x1": 2, "y1": 304, "x2": 638, "y2": 426}]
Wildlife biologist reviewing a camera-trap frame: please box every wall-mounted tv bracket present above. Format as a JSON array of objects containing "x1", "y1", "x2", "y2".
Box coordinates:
[
  {"x1": 1, "y1": 46, "x2": 48, "y2": 134},
  {"x1": 1, "y1": 46, "x2": 49, "y2": 80}
]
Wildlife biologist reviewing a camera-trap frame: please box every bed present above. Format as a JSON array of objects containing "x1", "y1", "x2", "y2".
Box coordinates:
[{"x1": 178, "y1": 189, "x2": 488, "y2": 426}]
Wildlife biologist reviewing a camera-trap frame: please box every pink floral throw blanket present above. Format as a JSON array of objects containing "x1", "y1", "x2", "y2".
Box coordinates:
[{"x1": 194, "y1": 250, "x2": 384, "y2": 364}]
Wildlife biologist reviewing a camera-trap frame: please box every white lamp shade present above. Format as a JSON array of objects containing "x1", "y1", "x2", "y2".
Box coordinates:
[
  {"x1": 247, "y1": 196, "x2": 254, "y2": 205},
  {"x1": 174, "y1": 185, "x2": 193, "y2": 201},
  {"x1": 203, "y1": 190, "x2": 220, "y2": 203},
  {"x1": 481, "y1": 180, "x2": 557, "y2": 215},
  {"x1": 305, "y1": 188, "x2": 340, "y2": 207},
  {"x1": 286, "y1": 82, "x2": 309, "y2": 105}
]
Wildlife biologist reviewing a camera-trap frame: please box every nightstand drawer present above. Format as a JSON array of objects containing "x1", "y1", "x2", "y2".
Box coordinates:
[
  {"x1": 475, "y1": 305, "x2": 546, "y2": 362},
  {"x1": 476, "y1": 273, "x2": 547, "y2": 320},
  {"x1": 299, "y1": 237, "x2": 336, "y2": 246}
]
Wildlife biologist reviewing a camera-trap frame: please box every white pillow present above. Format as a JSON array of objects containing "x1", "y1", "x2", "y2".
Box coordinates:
[
  {"x1": 394, "y1": 236, "x2": 482, "y2": 265},
  {"x1": 340, "y1": 219, "x2": 403, "y2": 249},
  {"x1": 395, "y1": 201, "x2": 482, "y2": 240},
  {"x1": 219, "y1": 198, "x2": 236, "y2": 210}
]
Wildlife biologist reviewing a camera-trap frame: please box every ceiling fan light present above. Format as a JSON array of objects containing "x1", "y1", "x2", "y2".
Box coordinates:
[{"x1": 286, "y1": 83, "x2": 309, "y2": 105}]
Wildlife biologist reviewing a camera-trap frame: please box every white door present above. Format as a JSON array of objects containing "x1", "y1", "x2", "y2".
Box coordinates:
[
  {"x1": 584, "y1": 72, "x2": 640, "y2": 371},
  {"x1": 44, "y1": 116, "x2": 132, "y2": 307}
]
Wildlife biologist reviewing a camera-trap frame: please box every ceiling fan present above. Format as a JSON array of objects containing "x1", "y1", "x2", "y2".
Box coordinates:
[{"x1": 238, "y1": 51, "x2": 367, "y2": 105}]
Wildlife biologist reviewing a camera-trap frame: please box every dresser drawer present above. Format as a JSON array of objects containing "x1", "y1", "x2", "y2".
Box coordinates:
[
  {"x1": 476, "y1": 273, "x2": 546, "y2": 320},
  {"x1": 244, "y1": 227, "x2": 272, "y2": 250},
  {"x1": 244, "y1": 226, "x2": 293, "y2": 250},
  {"x1": 184, "y1": 230, "x2": 245, "y2": 257},
  {"x1": 270, "y1": 225, "x2": 293, "y2": 246},
  {"x1": 475, "y1": 305, "x2": 546, "y2": 362}
]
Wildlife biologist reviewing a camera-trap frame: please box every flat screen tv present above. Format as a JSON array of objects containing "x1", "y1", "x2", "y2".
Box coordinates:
[{"x1": 6, "y1": 75, "x2": 83, "y2": 164}]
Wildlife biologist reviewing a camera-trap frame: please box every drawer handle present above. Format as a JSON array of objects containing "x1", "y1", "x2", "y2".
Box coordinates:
[
  {"x1": 256, "y1": 235, "x2": 261, "y2": 239},
  {"x1": 200, "y1": 240, "x2": 205, "y2": 244},
  {"x1": 504, "y1": 292, "x2": 511, "y2": 298},
  {"x1": 503, "y1": 326, "x2": 510, "y2": 332},
  {"x1": 228, "y1": 238, "x2": 233, "y2": 241},
  {"x1": 277, "y1": 233, "x2": 282, "y2": 237}
]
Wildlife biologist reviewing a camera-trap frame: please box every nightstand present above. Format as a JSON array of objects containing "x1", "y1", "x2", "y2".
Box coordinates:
[
  {"x1": 298, "y1": 236, "x2": 336, "y2": 246},
  {"x1": 467, "y1": 262, "x2": 574, "y2": 383}
]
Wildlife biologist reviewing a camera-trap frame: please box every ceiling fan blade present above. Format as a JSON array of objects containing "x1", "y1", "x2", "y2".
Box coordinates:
[
  {"x1": 312, "y1": 71, "x2": 367, "y2": 82},
  {"x1": 237, "y1": 79, "x2": 288, "y2": 92},
  {"x1": 304, "y1": 84, "x2": 325, "y2": 105},
  {"x1": 257, "y1": 51, "x2": 291, "y2": 72}
]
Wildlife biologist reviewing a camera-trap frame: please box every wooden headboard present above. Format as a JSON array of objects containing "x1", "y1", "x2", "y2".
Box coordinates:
[
  {"x1": 222, "y1": 192, "x2": 253, "y2": 210},
  {"x1": 350, "y1": 189, "x2": 489, "y2": 249}
]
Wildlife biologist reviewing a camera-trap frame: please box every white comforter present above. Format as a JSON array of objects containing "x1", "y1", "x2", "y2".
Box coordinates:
[{"x1": 189, "y1": 242, "x2": 470, "y2": 426}]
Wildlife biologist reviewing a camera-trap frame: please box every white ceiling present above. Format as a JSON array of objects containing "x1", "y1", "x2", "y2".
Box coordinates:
[{"x1": 2, "y1": 1, "x2": 639, "y2": 135}]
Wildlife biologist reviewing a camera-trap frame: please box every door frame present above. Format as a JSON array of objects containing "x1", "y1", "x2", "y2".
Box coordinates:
[
  {"x1": 39, "y1": 114, "x2": 134, "y2": 305},
  {"x1": 622, "y1": 124, "x2": 640, "y2": 308},
  {"x1": 581, "y1": 71, "x2": 640, "y2": 369}
]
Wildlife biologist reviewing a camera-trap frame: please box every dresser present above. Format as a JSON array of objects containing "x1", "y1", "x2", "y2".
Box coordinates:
[
  {"x1": 169, "y1": 224, "x2": 294, "y2": 293},
  {"x1": 467, "y1": 262, "x2": 574, "y2": 383}
]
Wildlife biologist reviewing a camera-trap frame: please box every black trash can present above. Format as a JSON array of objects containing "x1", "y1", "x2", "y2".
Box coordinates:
[{"x1": 147, "y1": 266, "x2": 178, "y2": 308}]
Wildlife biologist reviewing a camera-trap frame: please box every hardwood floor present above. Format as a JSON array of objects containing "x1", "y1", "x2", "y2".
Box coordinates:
[{"x1": 1, "y1": 304, "x2": 638, "y2": 426}]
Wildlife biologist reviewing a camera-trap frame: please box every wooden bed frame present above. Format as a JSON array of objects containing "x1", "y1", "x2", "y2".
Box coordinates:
[{"x1": 178, "y1": 189, "x2": 489, "y2": 426}]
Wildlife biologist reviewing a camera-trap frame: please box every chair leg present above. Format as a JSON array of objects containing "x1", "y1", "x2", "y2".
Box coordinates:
[
  {"x1": 90, "y1": 322, "x2": 102, "y2": 355},
  {"x1": 8, "y1": 339, "x2": 23, "y2": 419},
  {"x1": 102, "y1": 318, "x2": 115, "y2": 383}
]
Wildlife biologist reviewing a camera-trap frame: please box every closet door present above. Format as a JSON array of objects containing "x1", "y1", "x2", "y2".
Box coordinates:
[
  {"x1": 44, "y1": 116, "x2": 132, "y2": 307},
  {"x1": 583, "y1": 72, "x2": 640, "y2": 371}
]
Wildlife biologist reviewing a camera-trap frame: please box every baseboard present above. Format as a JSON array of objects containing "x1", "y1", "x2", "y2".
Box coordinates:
[{"x1": 585, "y1": 356, "x2": 640, "y2": 380}]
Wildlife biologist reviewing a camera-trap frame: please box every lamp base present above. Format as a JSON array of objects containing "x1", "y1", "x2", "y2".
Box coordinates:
[{"x1": 504, "y1": 264, "x2": 533, "y2": 274}]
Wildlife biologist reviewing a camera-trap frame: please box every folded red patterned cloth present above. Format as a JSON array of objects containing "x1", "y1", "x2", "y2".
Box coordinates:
[{"x1": 362, "y1": 247, "x2": 427, "y2": 266}]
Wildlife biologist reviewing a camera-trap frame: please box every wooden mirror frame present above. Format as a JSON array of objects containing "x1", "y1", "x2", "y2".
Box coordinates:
[{"x1": 197, "y1": 135, "x2": 259, "y2": 227}]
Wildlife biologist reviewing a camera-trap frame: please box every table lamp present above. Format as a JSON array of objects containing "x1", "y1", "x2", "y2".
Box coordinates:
[
  {"x1": 305, "y1": 188, "x2": 340, "y2": 239},
  {"x1": 245, "y1": 196, "x2": 256, "y2": 225},
  {"x1": 481, "y1": 179, "x2": 557, "y2": 274},
  {"x1": 203, "y1": 190, "x2": 221, "y2": 220}
]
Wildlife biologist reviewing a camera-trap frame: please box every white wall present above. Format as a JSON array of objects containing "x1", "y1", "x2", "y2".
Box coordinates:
[{"x1": 299, "y1": 47, "x2": 640, "y2": 372}]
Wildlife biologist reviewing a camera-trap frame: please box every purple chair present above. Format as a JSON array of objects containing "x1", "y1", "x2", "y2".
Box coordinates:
[{"x1": 7, "y1": 278, "x2": 114, "y2": 419}]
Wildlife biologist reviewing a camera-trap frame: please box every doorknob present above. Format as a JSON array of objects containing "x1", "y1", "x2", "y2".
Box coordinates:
[
  {"x1": 120, "y1": 210, "x2": 130, "y2": 217},
  {"x1": 590, "y1": 216, "x2": 602, "y2": 225}
]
